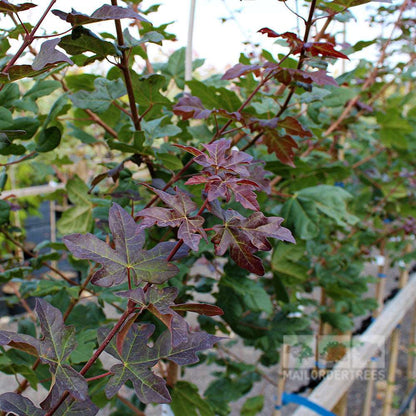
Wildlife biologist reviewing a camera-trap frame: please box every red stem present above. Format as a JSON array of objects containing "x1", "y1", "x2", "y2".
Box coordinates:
[
  {"x1": 166, "y1": 239, "x2": 184, "y2": 262},
  {"x1": 111, "y1": 0, "x2": 141, "y2": 130},
  {"x1": 1, "y1": 0, "x2": 56, "y2": 75},
  {"x1": 0, "y1": 151, "x2": 37, "y2": 167},
  {"x1": 86, "y1": 371, "x2": 113, "y2": 383}
]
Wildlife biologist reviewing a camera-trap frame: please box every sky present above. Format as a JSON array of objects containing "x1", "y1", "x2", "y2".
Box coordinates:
[{"x1": 3, "y1": 0, "x2": 383, "y2": 75}]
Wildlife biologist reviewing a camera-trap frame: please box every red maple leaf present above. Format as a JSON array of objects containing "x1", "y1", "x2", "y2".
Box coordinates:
[
  {"x1": 210, "y1": 206, "x2": 295, "y2": 275},
  {"x1": 304, "y1": 42, "x2": 349, "y2": 60},
  {"x1": 172, "y1": 94, "x2": 212, "y2": 120},
  {"x1": 138, "y1": 186, "x2": 207, "y2": 251}
]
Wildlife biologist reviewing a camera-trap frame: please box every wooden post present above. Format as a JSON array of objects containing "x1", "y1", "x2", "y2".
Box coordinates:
[
  {"x1": 275, "y1": 344, "x2": 290, "y2": 416},
  {"x1": 383, "y1": 243, "x2": 412, "y2": 415},
  {"x1": 362, "y1": 358, "x2": 377, "y2": 415},
  {"x1": 363, "y1": 242, "x2": 388, "y2": 416},
  {"x1": 375, "y1": 241, "x2": 387, "y2": 318}
]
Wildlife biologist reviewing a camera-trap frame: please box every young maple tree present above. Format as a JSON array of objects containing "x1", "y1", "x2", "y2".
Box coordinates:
[{"x1": 0, "y1": 0, "x2": 415, "y2": 415}]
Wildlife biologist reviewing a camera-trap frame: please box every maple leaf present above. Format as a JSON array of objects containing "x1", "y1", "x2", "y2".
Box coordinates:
[
  {"x1": 138, "y1": 186, "x2": 207, "y2": 251},
  {"x1": 221, "y1": 63, "x2": 262, "y2": 80},
  {"x1": 258, "y1": 29, "x2": 304, "y2": 53},
  {"x1": 173, "y1": 95, "x2": 243, "y2": 122},
  {"x1": 186, "y1": 174, "x2": 261, "y2": 211},
  {"x1": 250, "y1": 118, "x2": 306, "y2": 167},
  {"x1": 98, "y1": 324, "x2": 221, "y2": 404},
  {"x1": 176, "y1": 138, "x2": 252, "y2": 176},
  {"x1": 63, "y1": 203, "x2": 179, "y2": 287},
  {"x1": 117, "y1": 286, "x2": 223, "y2": 347},
  {"x1": 278, "y1": 117, "x2": 313, "y2": 138},
  {"x1": 0, "y1": 0, "x2": 37, "y2": 13},
  {"x1": 210, "y1": 207, "x2": 295, "y2": 275},
  {"x1": 247, "y1": 163, "x2": 272, "y2": 194},
  {"x1": 32, "y1": 38, "x2": 74, "y2": 71},
  {"x1": 0, "y1": 393, "x2": 45, "y2": 416},
  {"x1": 0, "y1": 299, "x2": 88, "y2": 403},
  {"x1": 274, "y1": 68, "x2": 338, "y2": 87},
  {"x1": 52, "y1": 5, "x2": 149, "y2": 26},
  {"x1": 35, "y1": 300, "x2": 88, "y2": 402},
  {"x1": 304, "y1": 70, "x2": 338, "y2": 87},
  {"x1": 252, "y1": 116, "x2": 312, "y2": 138},
  {"x1": 304, "y1": 42, "x2": 349, "y2": 60},
  {"x1": 262, "y1": 133, "x2": 298, "y2": 167},
  {"x1": 118, "y1": 287, "x2": 188, "y2": 347},
  {"x1": 172, "y1": 94, "x2": 212, "y2": 120},
  {"x1": 176, "y1": 139, "x2": 270, "y2": 210}
]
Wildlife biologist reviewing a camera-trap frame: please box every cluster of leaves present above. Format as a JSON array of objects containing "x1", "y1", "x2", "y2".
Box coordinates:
[{"x1": 0, "y1": 0, "x2": 415, "y2": 415}]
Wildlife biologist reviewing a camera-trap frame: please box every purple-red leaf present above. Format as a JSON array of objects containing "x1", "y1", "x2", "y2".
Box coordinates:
[
  {"x1": 63, "y1": 203, "x2": 179, "y2": 287},
  {"x1": 138, "y1": 186, "x2": 207, "y2": 251},
  {"x1": 186, "y1": 174, "x2": 260, "y2": 211},
  {"x1": 211, "y1": 208, "x2": 295, "y2": 275},
  {"x1": 262, "y1": 133, "x2": 299, "y2": 167},
  {"x1": 172, "y1": 94, "x2": 212, "y2": 120},
  {"x1": 32, "y1": 39, "x2": 73, "y2": 71},
  {"x1": 117, "y1": 286, "x2": 189, "y2": 347},
  {"x1": 99, "y1": 324, "x2": 221, "y2": 404},
  {"x1": 0, "y1": 393, "x2": 45, "y2": 416},
  {"x1": 304, "y1": 42, "x2": 349, "y2": 60},
  {"x1": 178, "y1": 138, "x2": 253, "y2": 176},
  {"x1": 156, "y1": 330, "x2": 223, "y2": 366},
  {"x1": 173, "y1": 95, "x2": 243, "y2": 122},
  {"x1": 250, "y1": 117, "x2": 308, "y2": 166},
  {"x1": 305, "y1": 70, "x2": 338, "y2": 87},
  {"x1": 275, "y1": 68, "x2": 338, "y2": 87},
  {"x1": 0, "y1": 331, "x2": 40, "y2": 356},
  {"x1": 171, "y1": 303, "x2": 223, "y2": 316},
  {"x1": 52, "y1": 5, "x2": 149, "y2": 26},
  {"x1": 247, "y1": 164, "x2": 272, "y2": 194},
  {"x1": 278, "y1": 117, "x2": 313, "y2": 138},
  {"x1": 258, "y1": 29, "x2": 304, "y2": 52},
  {"x1": 0, "y1": 0, "x2": 36, "y2": 13},
  {"x1": 258, "y1": 27, "x2": 279, "y2": 38},
  {"x1": 178, "y1": 139, "x2": 266, "y2": 210},
  {"x1": 221, "y1": 63, "x2": 262, "y2": 80}
]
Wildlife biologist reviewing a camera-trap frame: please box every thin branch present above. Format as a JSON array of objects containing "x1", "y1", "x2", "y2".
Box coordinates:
[
  {"x1": 240, "y1": 132, "x2": 262, "y2": 152},
  {"x1": 49, "y1": 73, "x2": 118, "y2": 139},
  {"x1": 324, "y1": 0, "x2": 410, "y2": 137},
  {"x1": 112, "y1": 100, "x2": 132, "y2": 117},
  {"x1": 10, "y1": 282, "x2": 36, "y2": 322},
  {"x1": 0, "y1": 151, "x2": 37, "y2": 167},
  {"x1": 352, "y1": 147, "x2": 385, "y2": 169},
  {"x1": 117, "y1": 394, "x2": 146, "y2": 416},
  {"x1": 111, "y1": 0, "x2": 141, "y2": 131},
  {"x1": 283, "y1": 0, "x2": 306, "y2": 24},
  {"x1": 13, "y1": 12, "x2": 29, "y2": 36},
  {"x1": 86, "y1": 371, "x2": 112, "y2": 382},
  {"x1": 34, "y1": 28, "x2": 73, "y2": 39},
  {"x1": 1, "y1": 0, "x2": 57, "y2": 76},
  {"x1": 62, "y1": 266, "x2": 97, "y2": 321}
]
